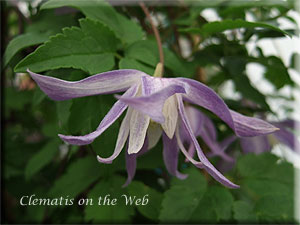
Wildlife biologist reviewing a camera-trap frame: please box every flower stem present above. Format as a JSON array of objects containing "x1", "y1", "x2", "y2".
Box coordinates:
[{"x1": 139, "y1": 2, "x2": 164, "y2": 76}]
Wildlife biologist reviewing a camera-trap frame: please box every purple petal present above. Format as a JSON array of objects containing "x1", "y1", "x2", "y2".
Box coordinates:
[
  {"x1": 220, "y1": 135, "x2": 237, "y2": 151},
  {"x1": 28, "y1": 69, "x2": 146, "y2": 101},
  {"x1": 175, "y1": 78, "x2": 278, "y2": 137},
  {"x1": 202, "y1": 113, "x2": 217, "y2": 141},
  {"x1": 97, "y1": 108, "x2": 132, "y2": 164},
  {"x1": 240, "y1": 136, "x2": 271, "y2": 154},
  {"x1": 201, "y1": 132, "x2": 235, "y2": 162},
  {"x1": 206, "y1": 135, "x2": 236, "y2": 158},
  {"x1": 177, "y1": 105, "x2": 204, "y2": 144},
  {"x1": 186, "y1": 143, "x2": 196, "y2": 163},
  {"x1": 184, "y1": 105, "x2": 204, "y2": 137},
  {"x1": 177, "y1": 96, "x2": 239, "y2": 188},
  {"x1": 123, "y1": 138, "x2": 149, "y2": 187},
  {"x1": 179, "y1": 123, "x2": 190, "y2": 144},
  {"x1": 176, "y1": 127, "x2": 204, "y2": 168},
  {"x1": 216, "y1": 159, "x2": 236, "y2": 174},
  {"x1": 162, "y1": 132, "x2": 188, "y2": 179},
  {"x1": 273, "y1": 119, "x2": 300, "y2": 129},
  {"x1": 116, "y1": 77, "x2": 186, "y2": 123},
  {"x1": 230, "y1": 110, "x2": 279, "y2": 137},
  {"x1": 59, "y1": 84, "x2": 138, "y2": 145},
  {"x1": 185, "y1": 106, "x2": 234, "y2": 162},
  {"x1": 272, "y1": 126, "x2": 300, "y2": 154}
]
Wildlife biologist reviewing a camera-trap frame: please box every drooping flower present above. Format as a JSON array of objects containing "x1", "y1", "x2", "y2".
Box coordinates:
[
  {"x1": 240, "y1": 119, "x2": 300, "y2": 154},
  {"x1": 28, "y1": 65, "x2": 278, "y2": 188}
]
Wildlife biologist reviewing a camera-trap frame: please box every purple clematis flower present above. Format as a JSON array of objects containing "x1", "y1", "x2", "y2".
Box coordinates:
[
  {"x1": 28, "y1": 66, "x2": 278, "y2": 188},
  {"x1": 209, "y1": 119, "x2": 299, "y2": 173},
  {"x1": 240, "y1": 119, "x2": 300, "y2": 154}
]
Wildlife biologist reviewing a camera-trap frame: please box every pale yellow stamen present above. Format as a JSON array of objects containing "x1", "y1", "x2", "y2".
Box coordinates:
[{"x1": 153, "y1": 63, "x2": 163, "y2": 78}]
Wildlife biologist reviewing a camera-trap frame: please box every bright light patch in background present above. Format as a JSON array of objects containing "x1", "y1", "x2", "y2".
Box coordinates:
[
  {"x1": 202, "y1": 7, "x2": 300, "y2": 222},
  {"x1": 249, "y1": 8, "x2": 300, "y2": 223}
]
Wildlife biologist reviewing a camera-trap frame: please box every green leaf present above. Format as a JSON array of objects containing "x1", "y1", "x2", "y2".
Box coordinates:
[
  {"x1": 4, "y1": 87, "x2": 33, "y2": 116},
  {"x1": 41, "y1": 0, "x2": 143, "y2": 44},
  {"x1": 263, "y1": 56, "x2": 293, "y2": 89},
  {"x1": 249, "y1": 56, "x2": 294, "y2": 89},
  {"x1": 194, "y1": 44, "x2": 224, "y2": 66},
  {"x1": 119, "y1": 57, "x2": 155, "y2": 75},
  {"x1": 253, "y1": 29, "x2": 294, "y2": 39},
  {"x1": 4, "y1": 33, "x2": 50, "y2": 67},
  {"x1": 25, "y1": 140, "x2": 59, "y2": 180},
  {"x1": 236, "y1": 153, "x2": 295, "y2": 223},
  {"x1": 42, "y1": 123, "x2": 59, "y2": 138},
  {"x1": 15, "y1": 18, "x2": 118, "y2": 74},
  {"x1": 136, "y1": 141, "x2": 164, "y2": 170},
  {"x1": 125, "y1": 40, "x2": 159, "y2": 67},
  {"x1": 26, "y1": 204, "x2": 47, "y2": 223},
  {"x1": 233, "y1": 200, "x2": 257, "y2": 223},
  {"x1": 237, "y1": 153, "x2": 278, "y2": 178},
  {"x1": 49, "y1": 156, "x2": 102, "y2": 198},
  {"x1": 4, "y1": 10, "x2": 76, "y2": 67},
  {"x1": 233, "y1": 75, "x2": 270, "y2": 110},
  {"x1": 237, "y1": 153, "x2": 294, "y2": 186},
  {"x1": 68, "y1": 97, "x2": 96, "y2": 134},
  {"x1": 209, "y1": 186, "x2": 234, "y2": 220},
  {"x1": 159, "y1": 168, "x2": 207, "y2": 223},
  {"x1": 84, "y1": 176, "x2": 134, "y2": 223},
  {"x1": 189, "y1": 189, "x2": 217, "y2": 223},
  {"x1": 125, "y1": 40, "x2": 195, "y2": 77},
  {"x1": 56, "y1": 100, "x2": 72, "y2": 132},
  {"x1": 255, "y1": 194, "x2": 294, "y2": 222},
  {"x1": 32, "y1": 88, "x2": 47, "y2": 106},
  {"x1": 89, "y1": 96, "x2": 121, "y2": 158},
  {"x1": 25, "y1": 10, "x2": 76, "y2": 34},
  {"x1": 290, "y1": 53, "x2": 300, "y2": 69},
  {"x1": 127, "y1": 181, "x2": 163, "y2": 221},
  {"x1": 190, "y1": 186, "x2": 234, "y2": 222},
  {"x1": 181, "y1": 19, "x2": 291, "y2": 37},
  {"x1": 244, "y1": 177, "x2": 293, "y2": 196}
]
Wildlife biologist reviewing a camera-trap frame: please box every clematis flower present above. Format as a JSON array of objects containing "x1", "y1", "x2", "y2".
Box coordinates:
[
  {"x1": 208, "y1": 119, "x2": 300, "y2": 173},
  {"x1": 28, "y1": 64, "x2": 278, "y2": 188},
  {"x1": 240, "y1": 119, "x2": 300, "y2": 154}
]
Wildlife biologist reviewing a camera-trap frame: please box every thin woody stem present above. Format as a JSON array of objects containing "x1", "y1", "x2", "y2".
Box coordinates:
[{"x1": 139, "y1": 2, "x2": 164, "y2": 75}]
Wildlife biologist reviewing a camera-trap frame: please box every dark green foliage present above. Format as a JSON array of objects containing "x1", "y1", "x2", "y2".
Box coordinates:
[
  {"x1": 40, "y1": 0, "x2": 144, "y2": 44},
  {"x1": 234, "y1": 153, "x2": 295, "y2": 223},
  {"x1": 159, "y1": 168, "x2": 207, "y2": 223},
  {"x1": 15, "y1": 18, "x2": 119, "y2": 74},
  {"x1": 180, "y1": 19, "x2": 291, "y2": 37}
]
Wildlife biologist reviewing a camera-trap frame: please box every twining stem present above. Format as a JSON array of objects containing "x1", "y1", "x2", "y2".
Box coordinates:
[{"x1": 139, "y1": 2, "x2": 164, "y2": 76}]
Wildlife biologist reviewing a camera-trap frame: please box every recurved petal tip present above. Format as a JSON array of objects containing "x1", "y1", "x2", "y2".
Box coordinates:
[
  {"x1": 230, "y1": 110, "x2": 280, "y2": 137},
  {"x1": 97, "y1": 155, "x2": 113, "y2": 164},
  {"x1": 58, "y1": 134, "x2": 93, "y2": 146}
]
